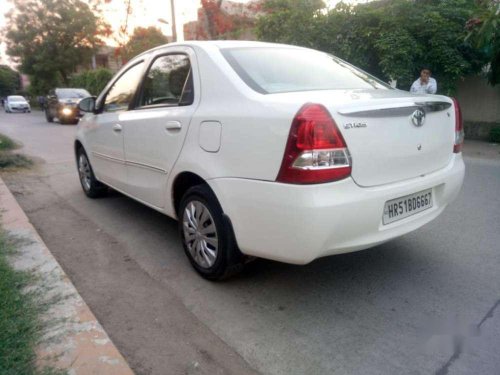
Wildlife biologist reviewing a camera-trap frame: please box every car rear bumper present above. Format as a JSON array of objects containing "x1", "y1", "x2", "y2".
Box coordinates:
[{"x1": 208, "y1": 154, "x2": 465, "y2": 264}]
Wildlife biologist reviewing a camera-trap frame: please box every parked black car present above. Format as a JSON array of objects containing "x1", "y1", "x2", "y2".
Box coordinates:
[{"x1": 45, "y1": 88, "x2": 91, "y2": 124}]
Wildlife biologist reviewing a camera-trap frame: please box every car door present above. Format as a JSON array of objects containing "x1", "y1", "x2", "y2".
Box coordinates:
[
  {"x1": 121, "y1": 47, "x2": 199, "y2": 208},
  {"x1": 86, "y1": 61, "x2": 146, "y2": 191}
]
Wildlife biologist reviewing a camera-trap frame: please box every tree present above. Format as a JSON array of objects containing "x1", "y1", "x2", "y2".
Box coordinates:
[
  {"x1": 69, "y1": 68, "x2": 113, "y2": 96},
  {"x1": 201, "y1": 0, "x2": 233, "y2": 39},
  {"x1": 121, "y1": 27, "x2": 169, "y2": 62},
  {"x1": 0, "y1": 65, "x2": 21, "y2": 97},
  {"x1": 257, "y1": 0, "x2": 489, "y2": 94},
  {"x1": 190, "y1": 0, "x2": 259, "y2": 40},
  {"x1": 4, "y1": 0, "x2": 110, "y2": 93},
  {"x1": 256, "y1": 0, "x2": 325, "y2": 48},
  {"x1": 466, "y1": 0, "x2": 500, "y2": 85}
]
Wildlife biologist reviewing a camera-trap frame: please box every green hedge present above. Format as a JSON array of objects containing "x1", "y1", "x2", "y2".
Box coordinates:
[{"x1": 69, "y1": 68, "x2": 113, "y2": 96}]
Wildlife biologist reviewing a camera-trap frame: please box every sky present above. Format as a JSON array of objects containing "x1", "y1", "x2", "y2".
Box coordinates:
[
  {"x1": 0, "y1": 0, "x2": 207, "y2": 66},
  {"x1": 0, "y1": 0, "x2": 358, "y2": 68}
]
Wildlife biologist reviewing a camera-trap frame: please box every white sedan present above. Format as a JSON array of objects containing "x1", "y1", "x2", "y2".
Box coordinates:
[
  {"x1": 5, "y1": 95, "x2": 31, "y2": 113},
  {"x1": 75, "y1": 41, "x2": 465, "y2": 280}
]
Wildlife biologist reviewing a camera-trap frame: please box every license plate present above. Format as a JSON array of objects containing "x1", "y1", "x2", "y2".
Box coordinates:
[{"x1": 383, "y1": 189, "x2": 433, "y2": 225}]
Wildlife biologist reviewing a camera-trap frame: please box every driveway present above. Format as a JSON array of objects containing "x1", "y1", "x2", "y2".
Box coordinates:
[{"x1": 1, "y1": 110, "x2": 499, "y2": 375}]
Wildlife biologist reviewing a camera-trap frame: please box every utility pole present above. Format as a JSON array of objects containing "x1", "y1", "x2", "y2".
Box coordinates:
[{"x1": 170, "y1": 0, "x2": 177, "y2": 42}]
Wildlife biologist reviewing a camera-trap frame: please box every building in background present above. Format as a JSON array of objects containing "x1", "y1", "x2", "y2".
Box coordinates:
[
  {"x1": 20, "y1": 74, "x2": 30, "y2": 91},
  {"x1": 184, "y1": 0, "x2": 262, "y2": 41},
  {"x1": 76, "y1": 45, "x2": 123, "y2": 74},
  {"x1": 92, "y1": 46, "x2": 123, "y2": 72}
]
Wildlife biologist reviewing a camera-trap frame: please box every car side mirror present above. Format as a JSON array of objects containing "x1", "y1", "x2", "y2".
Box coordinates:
[{"x1": 78, "y1": 97, "x2": 96, "y2": 113}]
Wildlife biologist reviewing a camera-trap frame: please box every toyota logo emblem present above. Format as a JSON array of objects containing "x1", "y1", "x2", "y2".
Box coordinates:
[{"x1": 411, "y1": 108, "x2": 426, "y2": 127}]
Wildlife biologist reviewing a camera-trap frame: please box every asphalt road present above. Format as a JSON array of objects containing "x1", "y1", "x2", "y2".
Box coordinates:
[{"x1": 1, "y1": 110, "x2": 499, "y2": 375}]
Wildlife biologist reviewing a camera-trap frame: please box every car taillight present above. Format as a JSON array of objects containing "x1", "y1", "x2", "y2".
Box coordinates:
[
  {"x1": 276, "y1": 103, "x2": 351, "y2": 184},
  {"x1": 452, "y1": 98, "x2": 464, "y2": 153}
]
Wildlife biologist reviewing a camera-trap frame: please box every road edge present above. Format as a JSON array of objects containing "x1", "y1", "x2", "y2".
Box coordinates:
[{"x1": 0, "y1": 176, "x2": 135, "y2": 375}]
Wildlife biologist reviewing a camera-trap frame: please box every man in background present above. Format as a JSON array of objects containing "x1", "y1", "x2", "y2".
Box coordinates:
[
  {"x1": 410, "y1": 68, "x2": 437, "y2": 94},
  {"x1": 37, "y1": 95, "x2": 46, "y2": 110}
]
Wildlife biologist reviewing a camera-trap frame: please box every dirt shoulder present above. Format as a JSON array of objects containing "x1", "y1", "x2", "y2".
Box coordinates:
[{"x1": 0, "y1": 176, "x2": 134, "y2": 375}]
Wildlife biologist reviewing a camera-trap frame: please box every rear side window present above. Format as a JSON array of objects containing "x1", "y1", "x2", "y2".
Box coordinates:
[
  {"x1": 221, "y1": 47, "x2": 391, "y2": 94},
  {"x1": 139, "y1": 54, "x2": 193, "y2": 107},
  {"x1": 104, "y1": 62, "x2": 145, "y2": 112}
]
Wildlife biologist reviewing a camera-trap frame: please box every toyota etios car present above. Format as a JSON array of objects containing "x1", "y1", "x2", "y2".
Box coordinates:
[{"x1": 75, "y1": 41, "x2": 465, "y2": 280}]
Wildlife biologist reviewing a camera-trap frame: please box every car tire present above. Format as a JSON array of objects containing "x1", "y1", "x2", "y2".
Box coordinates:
[
  {"x1": 179, "y1": 185, "x2": 245, "y2": 280},
  {"x1": 76, "y1": 148, "x2": 107, "y2": 198},
  {"x1": 45, "y1": 109, "x2": 54, "y2": 123}
]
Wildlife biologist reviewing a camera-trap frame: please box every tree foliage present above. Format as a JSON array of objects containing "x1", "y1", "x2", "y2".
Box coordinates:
[
  {"x1": 4, "y1": 0, "x2": 110, "y2": 93},
  {"x1": 192, "y1": 0, "x2": 259, "y2": 40},
  {"x1": 466, "y1": 0, "x2": 500, "y2": 85},
  {"x1": 257, "y1": 0, "x2": 489, "y2": 94},
  {"x1": 0, "y1": 65, "x2": 21, "y2": 97},
  {"x1": 257, "y1": 0, "x2": 325, "y2": 47},
  {"x1": 121, "y1": 27, "x2": 169, "y2": 62},
  {"x1": 69, "y1": 68, "x2": 113, "y2": 96}
]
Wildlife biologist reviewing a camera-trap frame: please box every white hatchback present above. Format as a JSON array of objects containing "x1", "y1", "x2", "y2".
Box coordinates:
[
  {"x1": 76, "y1": 41, "x2": 465, "y2": 279},
  {"x1": 5, "y1": 95, "x2": 31, "y2": 113}
]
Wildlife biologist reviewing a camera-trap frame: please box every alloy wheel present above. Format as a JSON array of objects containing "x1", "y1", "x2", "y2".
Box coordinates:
[
  {"x1": 182, "y1": 200, "x2": 219, "y2": 269},
  {"x1": 78, "y1": 153, "x2": 92, "y2": 192}
]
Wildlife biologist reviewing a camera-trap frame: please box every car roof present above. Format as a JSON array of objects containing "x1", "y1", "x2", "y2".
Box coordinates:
[{"x1": 135, "y1": 40, "x2": 304, "y2": 59}]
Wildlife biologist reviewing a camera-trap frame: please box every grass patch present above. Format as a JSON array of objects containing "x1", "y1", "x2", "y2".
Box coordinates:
[
  {"x1": 0, "y1": 232, "x2": 65, "y2": 375},
  {"x1": 0, "y1": 133, "x2": 32, "y2": 170},
  {"x1": 0, "y1": 134, "x2": 18, "y2": 152},
  {"x1": 0, "y1": 153, "x2": 32, "y2": 169}
]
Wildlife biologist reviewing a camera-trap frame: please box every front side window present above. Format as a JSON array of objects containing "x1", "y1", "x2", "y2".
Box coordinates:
[
  {"x1": 221, "y1": 47, "x2": 391, "y2": 94},
  {"x1": 104, "y1": 62, "x2": 145, "y2": 112},
  {"x1": 139, "y1": 54, "x2": 193, "y2": 107}
]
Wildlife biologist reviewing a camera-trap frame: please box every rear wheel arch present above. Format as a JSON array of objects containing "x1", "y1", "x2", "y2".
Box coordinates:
[{"x1": 172, "y1": 172, "x2": 210, "y2": 216}]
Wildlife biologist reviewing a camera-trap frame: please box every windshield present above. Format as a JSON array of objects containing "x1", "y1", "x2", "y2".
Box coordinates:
[
  {"x1": 8, "y1": 96, "x2": 26, "y2": 102},
  {"x1": 56, "y1": 89, "x2": 91, "y2": 99},
  {"x1": 221, "y1": 47, "x2": 391, "y2": 94}
]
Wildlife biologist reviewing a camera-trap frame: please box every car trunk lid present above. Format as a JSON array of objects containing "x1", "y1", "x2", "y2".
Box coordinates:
[{"x1": 330, "y1": 97, "x2": 455, "y2": 186}]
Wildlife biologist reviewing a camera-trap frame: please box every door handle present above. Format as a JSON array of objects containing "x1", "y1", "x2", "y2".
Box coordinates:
[
  {"x1": 165, "y1": 121, "x2": 182, "y2": 130},
  {"x1": 113, "y1": 124, "x2": 122, "y2": 132}
]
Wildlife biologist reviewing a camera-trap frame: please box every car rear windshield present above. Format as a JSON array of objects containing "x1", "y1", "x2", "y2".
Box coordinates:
[
  {"x1": 9, "y1": 96, "x2": 25, "y2": 102},
  {"x1": 56, "y1": 89, "x2": 91, "y2": 99},
  {"x1": 221, "y1": 47, "x2": 391, "y2": 94}
]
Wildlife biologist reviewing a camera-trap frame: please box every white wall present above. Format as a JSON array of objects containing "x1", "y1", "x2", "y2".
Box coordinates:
[{"x1": 456, "y1": 76, "x2": 500, "y2": 123}]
